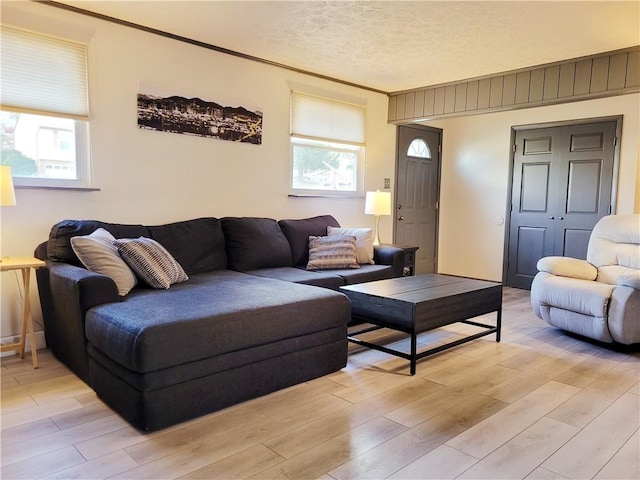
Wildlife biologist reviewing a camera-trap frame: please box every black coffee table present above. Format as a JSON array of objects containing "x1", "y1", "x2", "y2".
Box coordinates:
[{"x1": 340, "y1": 274, "x2": 503, "y2": 374}]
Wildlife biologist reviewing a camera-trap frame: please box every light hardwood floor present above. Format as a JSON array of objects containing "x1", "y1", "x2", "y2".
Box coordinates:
[{"x1": 2, "y1": 287, "x2": 639, "y2": 479}]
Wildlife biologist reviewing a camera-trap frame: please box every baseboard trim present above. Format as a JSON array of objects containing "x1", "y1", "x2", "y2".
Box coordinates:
[{"x1": 0, "y1": 331, "x2": 46, "y2": 357}]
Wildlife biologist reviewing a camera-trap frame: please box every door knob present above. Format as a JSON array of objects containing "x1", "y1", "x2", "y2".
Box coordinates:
[
  {"x1": 558, "y1": 216, "x2": 564, "y2": 220},
  {"x1": 549, "y1": 216, "x2": 555, "y2": 219},
  {"x1": 398, "y1": 216, "x2": 405, "y2": 221}
]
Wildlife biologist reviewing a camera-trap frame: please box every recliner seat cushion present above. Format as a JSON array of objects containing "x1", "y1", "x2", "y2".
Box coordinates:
[{"x1": 531, "y1": 272, "x2": 615, "y2": 318}]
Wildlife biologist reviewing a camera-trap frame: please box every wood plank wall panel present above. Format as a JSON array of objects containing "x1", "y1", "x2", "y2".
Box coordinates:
[
  {"x1": 515, "y1": 71, "x2": 531, "y2": 104},
  {"x1": 502, "y1": 74, "x2": 516, "y2": 106},
  {"x1": 490, "y1": 76, "x2": 503, "y2": 108},
  {"x1": 558, "y1": 63, "x2": 576, "y2": 98},
  {"x1": 626, "y1": 50, "x2": 640, "y2": 87},
  {"x1": 590, "y1": 57, "x2": 610, "y2": 92},
  {"x1": 543, "y1": 66, "x2": 560, "y2": 101},
  {"x1": 388, "y1": 46, "x2": 640, "y2": 123}
]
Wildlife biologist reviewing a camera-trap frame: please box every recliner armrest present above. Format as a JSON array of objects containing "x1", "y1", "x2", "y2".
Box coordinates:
[
  {"x1": 373, "y1": 245, "x2": 405, "y2": 277},
  {"x1": 537, "y1": 256, "x2": 597, "y2": 281}
]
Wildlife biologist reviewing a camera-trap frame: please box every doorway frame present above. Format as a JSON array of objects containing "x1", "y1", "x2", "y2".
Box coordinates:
[
  {"x1": 501, "y1": 115, "x2": 623, "y2": 286},
  {"x1": 394, "y1": 123, "x2": 443, "y2": 273}
]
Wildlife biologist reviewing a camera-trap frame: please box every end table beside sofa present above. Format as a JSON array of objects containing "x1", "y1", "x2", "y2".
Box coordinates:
[{"x1": 34, "y1": 215, "x2": 404, "y2": 431}]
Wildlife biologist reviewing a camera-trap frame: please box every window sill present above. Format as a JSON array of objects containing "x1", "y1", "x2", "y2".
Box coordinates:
[
  {"x1": 15, "y1": 185, "x2": 101, "y2": 192},
  {"x1": 288, "y1": 193, "x2": 363, "y2": 198}
]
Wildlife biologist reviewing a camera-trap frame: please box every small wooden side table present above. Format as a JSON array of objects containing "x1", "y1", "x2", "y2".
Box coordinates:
[
  {"x1": 383, "y1": 244, "x2": 419, "y2": 276},
  {"x1": 1, "y1": 256, "x2": 46, "y2": 368}
]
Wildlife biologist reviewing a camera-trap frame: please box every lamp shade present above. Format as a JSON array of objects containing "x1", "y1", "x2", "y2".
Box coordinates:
[
  {"x1": 0, "y1": 166, "x2": 16, "y2": 206},
  {"x1": 365, "y1": 190, "x2": 391, "y2": 216}
]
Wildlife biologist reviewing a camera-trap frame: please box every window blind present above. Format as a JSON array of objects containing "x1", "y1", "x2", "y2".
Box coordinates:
[
  {"x1": 1, "y1": 25, "x2": 88, "y2": 119},
  {"x1": 291, "y1": 91, "x2": 366, "y2": 146}
]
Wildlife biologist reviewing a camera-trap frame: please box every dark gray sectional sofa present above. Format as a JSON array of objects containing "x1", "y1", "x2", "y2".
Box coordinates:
[{"x1": 34, "y1": 215, "x2": 403, "y2": 431}]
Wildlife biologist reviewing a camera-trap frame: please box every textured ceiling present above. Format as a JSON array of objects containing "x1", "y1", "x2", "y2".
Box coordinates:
[{"x1": 56, "y1": 1, "x2": 639, "y2": 93}]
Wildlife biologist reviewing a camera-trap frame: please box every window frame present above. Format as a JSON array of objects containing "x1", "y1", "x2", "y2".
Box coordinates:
[
  {"x1": 289, "y1": 89, "x2": 366, "y2": 197},
  {"x1": 1, "y1": 24, "x2": 92, "y2": 189}
]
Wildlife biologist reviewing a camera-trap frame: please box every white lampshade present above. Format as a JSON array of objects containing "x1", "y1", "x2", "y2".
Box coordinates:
[
  {"x1": 0, "y1": 166, "x2": 16, "y2": 206},
  {"x1": 365, "y1": 190, "x2": 391, "y2": 216}
]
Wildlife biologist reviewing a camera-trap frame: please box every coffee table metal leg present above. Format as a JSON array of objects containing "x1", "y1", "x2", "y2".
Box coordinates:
[
  {"x1": 410, "y1": 333, "x2": 417, "y2": 375},
  {"x1": 496, "y1": 309, "x2": 502, "y2": 342}
]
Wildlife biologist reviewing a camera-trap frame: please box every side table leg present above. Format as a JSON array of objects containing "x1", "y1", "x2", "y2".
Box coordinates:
[{"x1": 21, "y1": 268, "x2": 38, "y2": 368}]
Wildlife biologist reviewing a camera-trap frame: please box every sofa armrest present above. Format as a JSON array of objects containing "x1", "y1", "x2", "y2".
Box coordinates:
[
  {"x1": 38, "y1": 262, "x2": 120, "y2": 383},
  {"x1": 374, "y1": 245, "x2": 405, "y2": 277},
  {"x1": 49, "y1": 263, "x2": 120, "y2": 311},
  {"x1": 537, "y1": 256, "x2": 597, "y2": 281}
]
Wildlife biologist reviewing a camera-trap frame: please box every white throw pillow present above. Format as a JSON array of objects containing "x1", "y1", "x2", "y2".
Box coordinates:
[
  {"x1": 70, "y1": 228, "x2": 137, "y2": 296},
  {"x1": 114, "y1": 237, "x2": 188, "y2": 289},
  {"x1": 327, "y1": 226, "x2": 374, "y2": 264}
]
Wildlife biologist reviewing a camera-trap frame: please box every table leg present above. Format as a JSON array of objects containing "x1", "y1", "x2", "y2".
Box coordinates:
[
  {"x1": 496, "y1": 308, "x2": 502, "y2": 343},
  {"x1": 21, "y1": 268, "x2": 38, "y2": 368},
  {"x1": 410, "y1": 332, "x2": 417, "y2": 375}
]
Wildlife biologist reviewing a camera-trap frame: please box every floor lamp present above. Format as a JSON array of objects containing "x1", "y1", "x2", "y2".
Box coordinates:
[{"x1": 365, "y1": 190, "x2": 391, "y2": 246}]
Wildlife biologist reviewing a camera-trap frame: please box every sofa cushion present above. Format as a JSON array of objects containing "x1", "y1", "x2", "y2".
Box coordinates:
[
  {"x1": 48, "y1": 220, "x2": 149, "y2": 265},
  {"x1": 148, "y1": 218, "x2": 227, "y2": 273},
  {"x1": 222, "y1": 217, "x2": 293, "y2": 271},
  {"x1": 245, "y1": 267, "x2": 346, "y2": 290},
  {"x1": 115, "y1": 237, "x2": 189, "y2": 289},
  {"x1": 70, "y1": 228, "x2": 138, "y2": 296},
  {"x1": 85, "y1": 270, "x2": 350, "y2": 373},
  {"x1": 327, "y1": 226, "x2": 375, "y2": 264},
  {"x1": 331, "y1": 264, "x2": 395, "y2": 285},
  {"x1": 279, "y1": 215, "x2": 340, "y2": 266}
]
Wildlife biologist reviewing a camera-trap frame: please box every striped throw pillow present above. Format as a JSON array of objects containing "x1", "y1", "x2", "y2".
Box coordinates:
[
  {"x1": 306, "y1": 235, "x2": 360, "y2": 270},
  {"x1": 114, "y1": 237, "x2": 188, "y2": 289}
]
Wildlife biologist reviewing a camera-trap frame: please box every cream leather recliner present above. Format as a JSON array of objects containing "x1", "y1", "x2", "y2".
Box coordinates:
[{"x1": 531, "y1": 214, "x2": 640, "y2": 345}]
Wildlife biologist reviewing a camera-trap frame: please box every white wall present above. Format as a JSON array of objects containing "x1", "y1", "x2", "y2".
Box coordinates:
[
  {"x1": 2, "y1": 3, "x2": 638, "y2": 343},
  {"x1": 0, "y1": 2, "x2": 396, "y2": 339},
  {"x1": 423, "y1": 94, "x2": 640, "y2": 281}
]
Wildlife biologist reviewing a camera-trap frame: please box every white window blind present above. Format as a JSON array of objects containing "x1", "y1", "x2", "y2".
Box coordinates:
[
  {"x1": 1, "y1": 25, "x2": 88, "y2": 119},
  {"x1": 291, "y1": 91, "x2": 365, "y2": 146}
]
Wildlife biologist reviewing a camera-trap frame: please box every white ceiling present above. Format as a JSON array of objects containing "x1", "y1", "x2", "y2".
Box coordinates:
[{"x1": 57, "y1": 1, "x2": 640, "y2": 93}]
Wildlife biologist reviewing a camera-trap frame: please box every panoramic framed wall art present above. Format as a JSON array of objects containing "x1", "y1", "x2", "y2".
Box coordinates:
[{"x1": 137, "y1": 84, "x2": 263, "y2": 145}]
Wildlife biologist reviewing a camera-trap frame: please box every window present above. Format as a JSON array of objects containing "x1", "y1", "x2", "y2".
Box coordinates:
[
  {"x1": 0, "y1": 25, "x2": 90, "y2": 188},
  {"x1": 290, "y1": 91, "x2": 366, "y2": 196},
  {"x1": 407, "y1": 138, "x2": 431, "y2": 158}
]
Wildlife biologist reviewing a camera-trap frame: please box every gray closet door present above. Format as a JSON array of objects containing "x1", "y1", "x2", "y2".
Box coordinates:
[{"x1": 507, "y1": 120, "x2": 617, "y2": 289}]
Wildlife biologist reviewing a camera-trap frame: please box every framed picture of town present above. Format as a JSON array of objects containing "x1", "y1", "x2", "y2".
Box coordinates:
[{"x1": 137, "y1": 85, "x2": 263, "y2": 145}]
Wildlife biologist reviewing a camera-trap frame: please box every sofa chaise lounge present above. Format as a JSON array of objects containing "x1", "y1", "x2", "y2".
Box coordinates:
[{"x1": 34, "y1": 215, "x2": 403, "y2": 431}]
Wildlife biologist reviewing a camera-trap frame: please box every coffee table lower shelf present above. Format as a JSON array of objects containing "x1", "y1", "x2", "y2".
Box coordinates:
[{"x1": 348, "y1": 318, "x2": 500, "y2": 375}]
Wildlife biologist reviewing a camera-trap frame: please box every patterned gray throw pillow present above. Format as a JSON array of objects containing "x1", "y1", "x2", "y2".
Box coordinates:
[
  {"x1": 306, "y1": 235, "x2": 360, "y2": 270},
  {"x1": 114, "y1": 237, "x2": 188, "y2": 289}
]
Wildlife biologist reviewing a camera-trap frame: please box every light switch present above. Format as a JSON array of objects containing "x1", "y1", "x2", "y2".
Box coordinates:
[{"x1": 384, "y1": 178, "x2": 390, "y2": 189}]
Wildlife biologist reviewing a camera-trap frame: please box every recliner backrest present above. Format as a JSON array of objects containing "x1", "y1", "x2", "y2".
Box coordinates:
[{"x1": 587, "y1": 214, "x2": 640, "y2": 288}]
